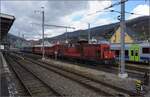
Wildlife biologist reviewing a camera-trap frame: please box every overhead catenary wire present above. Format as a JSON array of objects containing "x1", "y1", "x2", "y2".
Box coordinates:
[
  {"x1": 103, "y1": 0, "x2": 128, "y2": 10},
  {"x1": 21, "y1": 33, "x2": 52, "y2": 40},
  {"x1": 87, "y1": 0, "x2": 128, "y2": 15},
  {"x1": 31, "y1": 23, "x2": 75, "y2": 29},
  {"x1": 88, "y1": 9, "x2": 145, "y2": 16},
  {"x1": 87, "y1": 0, "x2": 145, "y2": 16}
]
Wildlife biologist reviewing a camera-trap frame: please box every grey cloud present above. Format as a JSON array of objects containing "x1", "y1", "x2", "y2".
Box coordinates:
[
  {"x1": 1, "y1": 1, "x2": 88, "y2": 39},
  {"x1": 44, "y1": 1, "x2": 87, "y2": 24}
]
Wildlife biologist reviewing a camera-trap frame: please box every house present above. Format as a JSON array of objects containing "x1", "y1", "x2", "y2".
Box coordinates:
[{"x1": 110, "y1": 26, "x2": 139, "y2": 43}]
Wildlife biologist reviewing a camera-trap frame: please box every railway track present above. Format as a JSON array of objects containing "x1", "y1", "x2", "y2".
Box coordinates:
[
  {"x1": 4, "y1": 54, "x2": 30, "y2": 96},
  {"x1": 5, "y1": 54, "x2": 61, "y2": 96},
  {"x1": 124, "y1": 63, "x2": 149, "y2": 73},
  {"x1": 8, "y1": 53, "x2": 115, "y2": 96},
  {"x1": 10, "y1": 53, "x2": 117, "y2": 96},
  {"x1": 10, "y1": 52, "x2": 140, "y2": 97},
  {"x1": 18, "y1": 52, "x2": 149, "y2": 80},
  {"x1": 18, "y1": 52, "x2": 149, "y2": 73},
  {"x1": 15, "y1": 51, "x2": 149, "y2": 81}
]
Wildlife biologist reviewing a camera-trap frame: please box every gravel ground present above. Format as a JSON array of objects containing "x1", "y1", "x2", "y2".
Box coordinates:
[
  {"x1": 44, "y1": 58, "x2": 137, "y2": 91},
  {"x1": 18, "y1": 59, "x2": 105, "y2": 96}
]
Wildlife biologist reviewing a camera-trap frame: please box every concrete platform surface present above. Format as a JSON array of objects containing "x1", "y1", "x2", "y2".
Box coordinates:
[{"x1": 0, "y1": 52, "x2": 9, "y2": 97}]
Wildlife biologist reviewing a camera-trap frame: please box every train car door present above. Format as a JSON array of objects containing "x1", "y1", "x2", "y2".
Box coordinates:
[{"x1": 129, "y1": 44, "x2": 140, "y2": 62}]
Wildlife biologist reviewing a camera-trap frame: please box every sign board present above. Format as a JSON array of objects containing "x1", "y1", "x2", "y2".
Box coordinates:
[{"x1": 0, "y1": 45, "x2": 4, "y2": 49}]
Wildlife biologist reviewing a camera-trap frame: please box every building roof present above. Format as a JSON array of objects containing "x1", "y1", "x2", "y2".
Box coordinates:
[
  {"x1": 112, "y1": 25, "x2": 140, "y2": 41},
  {"x1": 125, "y1": 27, "x2": 139, "y2": 41},
  {"x1": 0, "y1": 13, "x2": 15, "y2": 42}
]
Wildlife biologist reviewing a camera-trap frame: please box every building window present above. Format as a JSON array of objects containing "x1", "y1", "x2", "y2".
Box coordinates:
[
  {"x1": 114, "y1": 35, "x2": 116, "y2": 42},
  {"x1": 113, "y1": 39, "x2": 115, "y2": 42}
]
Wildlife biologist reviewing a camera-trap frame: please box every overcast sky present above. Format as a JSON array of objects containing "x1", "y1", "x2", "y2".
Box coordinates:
[{"x1": 1, "y1": 0, "x2": 150, "y2": 40}]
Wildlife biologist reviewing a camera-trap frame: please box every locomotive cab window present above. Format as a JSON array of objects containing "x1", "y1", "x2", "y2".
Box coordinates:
[{"x1": 142, "y1": 48, "x2": 150, "y2": 54}]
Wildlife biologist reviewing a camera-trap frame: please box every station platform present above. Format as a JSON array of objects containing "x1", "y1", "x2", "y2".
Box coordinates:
[{"x1": 0, "y1": 52, "x2": 9, "y2": 96}]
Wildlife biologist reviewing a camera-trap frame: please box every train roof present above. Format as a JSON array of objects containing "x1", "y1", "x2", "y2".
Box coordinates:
[
  {"x1": 110, "y1": 43, "x2": 131, "y2": 49},
  {"x1": 140, "y1": 42, "x2": 150, "y2": 47},
  {"x1": 33, "y1": 44, "x2": 54, "y2": 47},
  {"x1": 111, "y1": 42, "x2": 149, "y2": 49}
]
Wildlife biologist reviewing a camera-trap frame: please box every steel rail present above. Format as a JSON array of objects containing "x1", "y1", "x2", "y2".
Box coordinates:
[
  {"x1": 13, "y1": 53, "x2": 138, "y2": 96},
  {"x1": 8, "y1": 54, "x2": 62, "y2": 96},
  {"x1": 11, "y1": 53, "x2": 114, "y2": 96},
  {"x1": 5, "y1": 56, "x2": 33, "y2": 96}
]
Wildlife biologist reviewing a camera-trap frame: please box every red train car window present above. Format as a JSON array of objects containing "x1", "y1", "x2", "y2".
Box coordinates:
[{"x1": 142, "y1": 48, "x2": 150, "y2": 54}]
